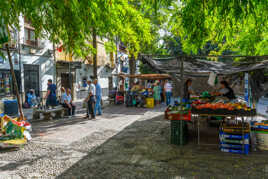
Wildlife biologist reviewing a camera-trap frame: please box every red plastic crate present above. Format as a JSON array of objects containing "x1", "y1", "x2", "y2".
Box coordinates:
[{"x1": 167, "y1": 111, "x2": 191, "y2": 121}]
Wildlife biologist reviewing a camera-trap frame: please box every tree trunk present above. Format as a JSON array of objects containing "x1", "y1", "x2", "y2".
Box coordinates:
[
  {"x1": 93, "y1": 29, "x2": 97, "y2": 79},
  {"x1": 129, "y1": 55, "x2": 136, "y2": 87},
  {"x1": 6, "y1": 44, "x2": 24, "y2": 120}
]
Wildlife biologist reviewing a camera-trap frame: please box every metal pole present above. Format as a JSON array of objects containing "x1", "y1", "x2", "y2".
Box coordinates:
[{"x1": 179, "y1": 57, "x2": 184, "y2": 152}]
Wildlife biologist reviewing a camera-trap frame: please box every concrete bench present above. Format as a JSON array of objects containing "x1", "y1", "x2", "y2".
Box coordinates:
[{"x1": 32, "y1": 106, "x2": 66, "y2": 120}]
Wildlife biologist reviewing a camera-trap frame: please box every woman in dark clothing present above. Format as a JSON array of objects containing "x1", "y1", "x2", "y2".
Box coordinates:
[
  {"x1": 183, "y1": 78, "x2": 194, "y2": 102},
  {"x1": 215, "y1": 81, "x2": 236, "y2": 100}
]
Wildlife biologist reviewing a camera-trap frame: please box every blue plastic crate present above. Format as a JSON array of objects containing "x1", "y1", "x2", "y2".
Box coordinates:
[
  {"x1": 219, "y1": 138, "x2": 249, "y2": 144},
  {"x1": 253, "y1": 125, "x2": 268, "y2": 130},
  {"x1": 219, "y1": 131, "x2": 249, "y2": 140},
  {"x1": 220, "y1": 147, "x2": 249, "y2": 155},
  {"x1": 220, "y1": 143, "x2": 249, "y2": 149}
]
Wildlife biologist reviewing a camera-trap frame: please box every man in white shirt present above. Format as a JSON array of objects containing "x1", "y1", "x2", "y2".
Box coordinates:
[
  {"x1": 164, "y1": 80, "x2": 172, "y2": 106},
  {"x1": 85, "y1": 79, "x2": 96, "y2": 119}
]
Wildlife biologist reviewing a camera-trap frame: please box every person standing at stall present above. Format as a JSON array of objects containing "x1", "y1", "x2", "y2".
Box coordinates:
[
  {"x1": 153, "y1": 81, "x2": 161, "y2": 105},
  {"x1": 94, "y1": 79, "x2": 102, "y2": 116},
  {"x1": 85, "y1": 79, "x2": 96, "y2": 119},
  {"x1": 183, "y1": 78, "x2": 194, "y2": 103},
  {"x1": 164, "y1": 80, "x2": 172, "y2": 106},
  {"x1": 214, "y1": 80, "x2": 236, "y2": 100}
]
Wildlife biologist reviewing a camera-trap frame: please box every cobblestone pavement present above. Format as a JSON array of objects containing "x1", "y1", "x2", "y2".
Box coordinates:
[
  {"x1": 0, "y1": 105, "x2": 164, "y2": 179},
  {"x1": 2, "y1": 104, "x2": 268, "y2": 179}
]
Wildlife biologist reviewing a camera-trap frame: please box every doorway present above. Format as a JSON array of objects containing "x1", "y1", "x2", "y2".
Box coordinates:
[
  {"x1": 61, "y1": 73, "x2": 73, "y2": 90},
  {"x1": 24, "y1": 64, "x2": 39, "y2": 97}
]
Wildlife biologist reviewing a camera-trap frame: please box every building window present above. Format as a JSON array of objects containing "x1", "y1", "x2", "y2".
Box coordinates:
[{"x1": 24, "y1": 28, "x2": 38, "y2": 47}]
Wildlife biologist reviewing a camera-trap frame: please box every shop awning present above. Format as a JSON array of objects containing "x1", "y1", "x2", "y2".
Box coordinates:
[
  {"x1": 140, "y1": 55, "x2": 268, "y2": 77},
  {"x1": 113, "y1": 73, "x2": 171, "y2": 80},
  {"x1": 56, "y1": 61, "x2": 82, "y2": 69}
]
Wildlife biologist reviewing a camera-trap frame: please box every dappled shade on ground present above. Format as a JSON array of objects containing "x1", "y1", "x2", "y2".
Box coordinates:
[{"x1": 58, "y1": 116, "x2": 268, "y2": 179}]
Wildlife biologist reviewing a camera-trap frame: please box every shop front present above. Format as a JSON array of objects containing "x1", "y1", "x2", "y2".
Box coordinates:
[
  {"x1": 56, "y1": 61, "x2": 81, "y2": 100},
  {"x1": 0, "y1": 52, "x2": 21, "y2": 99}
]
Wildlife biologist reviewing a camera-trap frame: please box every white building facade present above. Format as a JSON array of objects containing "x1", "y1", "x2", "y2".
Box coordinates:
[{"x1": 0, "y1": 16, "x2": 55, "y2": 101}]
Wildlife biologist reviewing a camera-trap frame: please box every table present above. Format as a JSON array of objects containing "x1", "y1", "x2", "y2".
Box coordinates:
[{"x1": 191, "y1": 111, "x2": 256, "y2": 154}]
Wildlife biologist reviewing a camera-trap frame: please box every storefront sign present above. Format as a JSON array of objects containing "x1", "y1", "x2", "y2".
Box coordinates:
[{"x1": 56, "y1": 61, "x2": 82, "y2": 69}]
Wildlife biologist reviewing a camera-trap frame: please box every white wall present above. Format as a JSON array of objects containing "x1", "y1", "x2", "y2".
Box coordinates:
[
  {"x1": 18, "y1": 15, "x2": 55, "y2": 93},
  {"x1": 0, "y1": 52, "x2": 20, "y2": 70},
  {"x1": 76, "y1": 64, "x2": 113, "y2": 98}
]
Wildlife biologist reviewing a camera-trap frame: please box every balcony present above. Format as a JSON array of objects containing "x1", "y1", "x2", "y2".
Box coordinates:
[{"x1": 24, "y1": 39, "x2": 38, "y2": 48}]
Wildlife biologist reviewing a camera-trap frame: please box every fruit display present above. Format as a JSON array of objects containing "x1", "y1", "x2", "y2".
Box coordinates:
[
  {"x1": 165, "y1": 103, "x2": 191, "y2": 121},
  {"x1": 192, "y1": 102, "x2": 256, "y2": 116}
]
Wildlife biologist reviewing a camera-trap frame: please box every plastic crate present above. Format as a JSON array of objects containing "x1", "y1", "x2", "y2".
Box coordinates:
[
  {"x1": 220, "y1": 138, "x2": 249, "y2": 145},
  {"x1": 220, "y1": 147, "x2": 249, "y2": 155},
  {"x1": 219, "y1": 132, "x2": 249, "y2": 140},
  {"x1": 170, "y1": 120, "x2": 188, "y2": 145},
  {"x1": 146, "y1": 98, "x2": 154, "y2": 108},
  {"x1": 220, "y1": 143, "x2": 249, "y2": 150},
  {"x1": 167, "y1": 111, "x2": 191, "y2": 121}
]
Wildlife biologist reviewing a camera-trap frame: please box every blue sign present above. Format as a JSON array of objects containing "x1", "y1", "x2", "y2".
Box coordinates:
[{"x1": 0, "y1": 56, "x2": 4, "y2": 63}]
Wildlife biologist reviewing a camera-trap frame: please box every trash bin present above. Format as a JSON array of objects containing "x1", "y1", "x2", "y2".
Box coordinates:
[{"x1": 4, "y1": 99, "x2": 18, "y2": 116}]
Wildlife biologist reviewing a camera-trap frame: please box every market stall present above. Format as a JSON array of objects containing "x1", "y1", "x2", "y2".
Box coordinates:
[
  {"x1": 140, "y1": 54, "x2": 268, "y2": 155},
  {"x1": 112, "y1": 73, "x2": 171, "y2": 108}
]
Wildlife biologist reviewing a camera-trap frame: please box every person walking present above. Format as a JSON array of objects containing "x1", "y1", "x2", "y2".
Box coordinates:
[
  {"x1": 85, "y1": 79, "x2": 96, "y2": 119},
  {"x1": 94, "y1": 79, "x2": 102, "y2": 116},
  {"x1": 164, "y1": 80, "x2": 172, "y2": 106},
  {"x1": 45, "y1": 79, "x2": 57, "y2": 108}
]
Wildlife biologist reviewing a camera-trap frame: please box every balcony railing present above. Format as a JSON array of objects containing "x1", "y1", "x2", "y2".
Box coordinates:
[{"x1": 24, "y1": 39, "x2": 38, "y2": 47}]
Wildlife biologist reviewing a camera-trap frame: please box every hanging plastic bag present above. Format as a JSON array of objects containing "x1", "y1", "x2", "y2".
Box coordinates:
[{"x1": 208, "y1": 72, "x2": 217, "y2": 86}]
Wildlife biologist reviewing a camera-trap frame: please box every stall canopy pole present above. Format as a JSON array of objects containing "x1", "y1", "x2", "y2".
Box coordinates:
[{"x1": 179, "y1": 57, "x2": 184, "y2": 152}]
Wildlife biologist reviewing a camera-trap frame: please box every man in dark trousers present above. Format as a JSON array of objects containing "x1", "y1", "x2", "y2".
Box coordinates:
[
  {"x1": 84, "y1": 79, "x2": 96, "y2": 119},
  {"x1": 45, "y1": 79, "x2": 57, "y2": 108}
]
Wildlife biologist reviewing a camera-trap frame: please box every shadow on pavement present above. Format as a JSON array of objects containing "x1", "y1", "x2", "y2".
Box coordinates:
[
  {"x1": 57, "y1": 115, "x2": 268, "y2": 179},
  {"x1": 29, "y1": 105, "x2": 165, "y2": 138}
]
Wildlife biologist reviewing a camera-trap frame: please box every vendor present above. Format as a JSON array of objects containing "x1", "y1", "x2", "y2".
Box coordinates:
[
  {"x1": 131, "y1": 81, "x2": 141, "y2": 92},
  {"x1": 215, "y1": 80, "x2": 236, "y2": 100},
  {"x1": 183, "y1": 78, "x2": 194, "y2": 102}
]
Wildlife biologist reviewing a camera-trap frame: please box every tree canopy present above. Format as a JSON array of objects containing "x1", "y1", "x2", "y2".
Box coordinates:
[
  {"x1": 169, "y1": 0, "x2": 268, "y2": 55},
  {"x1": 1, "y1": 0, "x2": 267, "y2": 57},
  {"x1": 0, "y1": 0, "x2": 152, "y2": 57}
]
